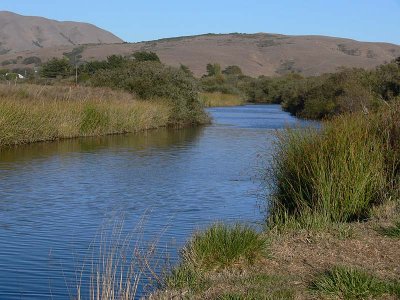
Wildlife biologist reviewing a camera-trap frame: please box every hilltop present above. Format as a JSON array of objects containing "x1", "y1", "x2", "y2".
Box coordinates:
[
  {"x1": 1, "y1": 11, "x2": 399, "y2": 77},
  {"x1": 0, "y1": 11, "x2": 123, "y2": 53}
]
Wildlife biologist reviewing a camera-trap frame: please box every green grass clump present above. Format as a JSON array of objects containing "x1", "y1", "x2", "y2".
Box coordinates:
[
  {"x1": 268, "y1": 113, "x2": 391, "y2": 229},
  {"x1": 267, "y1": 102, "x2": 400, "y2": 230},
  {"x1": 182, "y1": 224, "x2": 267, "y2": 271},
  {"x1": 377, "y1": 220, "x2": 400, "y2": 238},
  {"x1": 311, "y1": 266, "x2": 399, "y2": 299}
]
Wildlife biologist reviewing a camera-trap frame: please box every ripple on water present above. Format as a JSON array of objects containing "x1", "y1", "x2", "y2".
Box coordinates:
[{"x1": 0, "y1": 104, "x2": 314, "y2": 299}]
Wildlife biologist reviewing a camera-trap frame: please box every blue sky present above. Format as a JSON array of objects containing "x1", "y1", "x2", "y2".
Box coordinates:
[{"x1": 1, "y1": 0, "x2": 399, "y2": 44}]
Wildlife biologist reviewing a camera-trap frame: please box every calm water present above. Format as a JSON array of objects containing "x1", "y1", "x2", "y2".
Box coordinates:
[{"x1": 0, "y1": 105, "x2": 311, "y2": 299}]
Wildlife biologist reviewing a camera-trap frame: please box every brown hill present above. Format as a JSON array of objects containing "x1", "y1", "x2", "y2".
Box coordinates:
[
  {"x1": 0, "y1": 13, "x2": 399, "y2": 77},
  {"x1": 0, "y1": 11, "x2": 123, "y2": 53}
]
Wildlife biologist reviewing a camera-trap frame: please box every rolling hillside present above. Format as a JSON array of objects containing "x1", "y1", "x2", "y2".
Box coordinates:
[
  {"x1": 1, "y1": 11, "x2": 399, "y2": 77},
  {"x1": 0, "y1": 11, "x2": 123, "y2": 53}
]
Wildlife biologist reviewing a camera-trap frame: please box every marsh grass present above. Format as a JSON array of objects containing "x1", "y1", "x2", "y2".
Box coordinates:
[
  {"x1": 0, "y1": 84, "x2": 172, "y2": 147},
  {"x1": 181, "y1": 224, "x2": 267, "y2": 271},
  {"x1": 162, "y1": 224, "x2": 267, "y2": 296},
  {"x1": 267, "y1": 104, "x2": 400, "y2": 230},
  {"x1": 311, "y1": 266, "x2": 400, "y2": 299},
  {"x1": 200, "y1": 92, "x2": 244, "y2": 107}
]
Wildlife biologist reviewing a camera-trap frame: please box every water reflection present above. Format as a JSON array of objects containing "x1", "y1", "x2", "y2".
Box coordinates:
[
  {"x1": 0, "y1": 126, "x2": 204, "y2": 165},
  {"x1": 0, "y1": 104, "x2": 313, "y2": 299}
]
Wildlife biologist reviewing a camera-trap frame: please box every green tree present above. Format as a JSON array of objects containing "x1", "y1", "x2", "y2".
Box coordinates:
[
  {"x1": 0, "y1": 69, "x2": 8, "y2": 76},
  {"x1": 132, "y1": 51, "x2": 160, "y2": 62},
  {"x1": 106, "y1": 55, "x2": 126, "y2": 68},
  {"x1": 5, "y1": 73, "x2": 19, "y2": 81},
  {"x1": 206, "y1": 63, "x2": 222, "y2": 77},
  {"x1": 180, "y1": 64, "x2": 193, "y2": 76},
  {"x1": 222, "y1": 65, "x2": 243, "y2": 76},
  {"x1": 40, "y1": 58, "x2": 71, "y2": 78}
]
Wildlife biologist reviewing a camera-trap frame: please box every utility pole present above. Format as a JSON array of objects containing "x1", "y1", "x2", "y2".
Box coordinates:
[{"x1": 75, "y1": 55, "x2": 78, "y2": 86}]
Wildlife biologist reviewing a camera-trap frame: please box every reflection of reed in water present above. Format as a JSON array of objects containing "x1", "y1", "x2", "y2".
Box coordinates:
[{"x1": 0, "y1": 126, "x2": 204, "y2": 165}]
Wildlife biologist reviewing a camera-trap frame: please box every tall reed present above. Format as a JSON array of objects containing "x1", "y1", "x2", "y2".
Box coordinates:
[
  {"x1": 0, "y1": 84, "x2": 172, "y2": 147},
  {"x1": 267, "y1": 103, "x2": 400, "y2": 229},
  {"x1": 75, "y1": 219, "x2": 165, "y2": 300}
]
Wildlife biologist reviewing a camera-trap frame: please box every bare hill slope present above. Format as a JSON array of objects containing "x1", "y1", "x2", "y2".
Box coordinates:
[
  {"x1": 0, "y1": 12, "x2": 399, "y2": 77},
  {"x1": 0, "y1": 11, "x2": 123, "y2": 53}
]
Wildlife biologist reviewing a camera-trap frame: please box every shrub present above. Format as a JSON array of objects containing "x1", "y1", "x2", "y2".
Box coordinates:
[
  {"x1": 40, "y1": 57, "x2": 71, "y2": 78},
  {"x1": 222, "y1": 65, "x2": 243, "y2": 76},
  {"x1": 132, "y1": 51, "x2": 160, "y2": 62},
  {"x1": 206, "y1": 63, "x2": 222, "y2": 77},
  {"x1": 90, "y1": 61, "x2": 207, "y2": 125}
]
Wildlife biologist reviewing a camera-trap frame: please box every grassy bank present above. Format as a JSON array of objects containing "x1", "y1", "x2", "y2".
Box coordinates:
[
  {"x1": 268, "y1": 103, "x2": 400, "y2": 230},
  {"x1": 152, "y1": 209, "x2": 400, "y2": 299},
  {"x1": 200, "y1": 92, "x2": 245, "y2": 107},
  {"x1": 150, "y1": 103, "x2": 400, "y2": 299},
  {"x1": 0, "y1": 84, "x2": 201, "y2": 148}
]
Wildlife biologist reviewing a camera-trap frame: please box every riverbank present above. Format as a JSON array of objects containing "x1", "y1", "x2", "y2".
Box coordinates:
[
  {"x1": 200, "y1": 92, "x2": 245, "y2": 107},
  {"x1": 0, "y1": 84, "x2": 209, "y2": 148},
  {"x1": 152, "y1": 203, "x2": 400, "y2": 299},
  {"x1": 151, "y1": 102, "x2": 400, "y2": 299}
]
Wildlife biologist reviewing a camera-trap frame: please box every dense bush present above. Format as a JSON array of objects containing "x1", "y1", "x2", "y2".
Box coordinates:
[
  {"x1": 222, "y1": 65, "x2": 243, "y2": 76},
  {"x1": 90, "y1": 60, "x2": 207, "y2": 124},
  {"x1": 40, "y1": 58, "x2": 71, "y2": 78},
  {"x1": 132, "y1": 51, "x2": 160, "y2": 62},
  {"x1": 78, "y1": 55, "x2": 126, "y2": 76},
  {"x1": 217, "y1": 58, "x2": 400, "y2": 119},
  {"x1": 205, "y1": 63, "x2": 222, "y2": 77},
  {"x1": 244, "y1": 59, "x2": 400, "y2": 119}
]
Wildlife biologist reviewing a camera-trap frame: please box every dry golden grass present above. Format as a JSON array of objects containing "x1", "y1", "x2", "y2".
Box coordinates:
[
  {"x1": 75, "y1": 219, "x2": 166, "y2": 300},
  {"x1": 200, "y1": 92, "x2": 244, "y2": 107},
  {"x1": 0, "y1": 84, "x2": 172, "y2": 147}
]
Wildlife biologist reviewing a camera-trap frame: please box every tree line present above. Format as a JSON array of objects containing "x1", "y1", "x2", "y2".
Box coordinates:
[{"x1": 1, "y1": 51, "x2": 399, "y2": 120}]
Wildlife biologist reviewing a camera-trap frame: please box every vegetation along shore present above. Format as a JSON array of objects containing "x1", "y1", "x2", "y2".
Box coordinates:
[
  {"x1": 0, "y1": 52, "x2": 210, "y2": 148},
  {"x1": 150, "y1": 58, "x2": 400, "y2": 299},
  {"x1": 2, "y1": 48, "x2": 400, "y2": 299}
]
